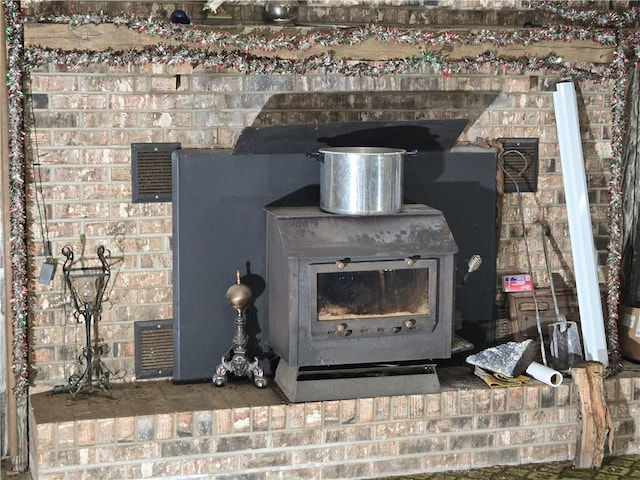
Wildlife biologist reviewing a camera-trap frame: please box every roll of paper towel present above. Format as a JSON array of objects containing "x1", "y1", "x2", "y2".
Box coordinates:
[{"x1": 526, "y1": 361, "x2": 563, "y2": 387}]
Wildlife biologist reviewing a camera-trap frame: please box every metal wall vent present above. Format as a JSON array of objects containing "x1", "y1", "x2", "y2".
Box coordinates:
[
  {"x1": 499, "y1": 138, "x2": 539, "y2": 193},
  {"x1": 134, "y1": 319, "x2": 174, "y2": 379},
  {"x1": 495, "y1": 299, "x2": 511, "y2": 341},
  {"x1": 131, "y1": 143, "x2": 181, "y2": 203}
]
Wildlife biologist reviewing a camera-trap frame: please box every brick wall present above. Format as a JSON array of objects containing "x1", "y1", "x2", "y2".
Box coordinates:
[
  {"x1": 27, "y1": 63, "x2": 613, "y2": 391},
  {"x1": 23, "y1": 5, "x2": 614, "y2": 391},
  {"x1": 28, "y1": 374, "x2": 640, "y2": 479}
]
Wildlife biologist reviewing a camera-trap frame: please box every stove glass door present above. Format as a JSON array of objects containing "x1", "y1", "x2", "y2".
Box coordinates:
[{"x1": 308, "y1": 258, "x2": 438, "y2": 338}]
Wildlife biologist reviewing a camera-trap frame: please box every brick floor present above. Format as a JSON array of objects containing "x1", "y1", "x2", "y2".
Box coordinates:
[{"x1": 379, "y1": 453, "x2": 640, "y2": 479}]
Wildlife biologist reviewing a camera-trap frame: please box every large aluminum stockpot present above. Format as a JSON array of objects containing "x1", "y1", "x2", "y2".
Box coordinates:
[{"x1": 314, "y1": 146, "x2": 413, "y2": 215}]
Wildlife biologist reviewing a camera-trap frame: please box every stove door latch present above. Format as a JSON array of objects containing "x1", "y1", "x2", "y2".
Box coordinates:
[{"x1": 336, "y1": 323, "x2": 353, "y2": 336}]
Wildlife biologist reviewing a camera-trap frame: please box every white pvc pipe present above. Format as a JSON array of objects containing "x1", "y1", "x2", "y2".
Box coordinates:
[
  {"x1": 552, "y1": 81, "x2": 608, "y2": 366},
  {"x1": 526, "y1": 361, "x2": 563, "y2": 387}
]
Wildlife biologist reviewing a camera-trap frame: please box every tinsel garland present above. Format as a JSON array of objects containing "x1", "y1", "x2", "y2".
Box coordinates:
[
  {"x1": 527, "y1": 0, "x2": 640, "y2": 29},
  {"x1": 24, "y1": 45, "x2": 611, "y2": 79},
  {"x1": 605, "y1": 38, "x2": 628, "y2": 372},
  {"x1": 4, "y1": 0, "x2": 29, "y2": 397},
  {"x1": 3, "y1": 1, "x2": 634, "y2": 395}
]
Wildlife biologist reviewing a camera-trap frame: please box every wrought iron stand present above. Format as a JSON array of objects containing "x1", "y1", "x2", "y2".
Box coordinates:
[
  {"x1": 213, "y1": 271, "x2": 267, "y2": 388},
  {"x1": 54, "y1": 245, "x2": 112, "y2": 399}
]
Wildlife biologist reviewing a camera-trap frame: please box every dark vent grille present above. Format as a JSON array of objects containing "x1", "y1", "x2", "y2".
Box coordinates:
[
  {"x1": 499, "y1": 138, "x2": 539, "y2": 193},
  {"x1": 134, "y1": 319, "x2": 173, "y2": 379},
  {"x1": 495, "y1": 299, "x2": 511, "y2": 341},
  {"x1": 131, "y1": 143, "x2": 180, "y2": 203}
]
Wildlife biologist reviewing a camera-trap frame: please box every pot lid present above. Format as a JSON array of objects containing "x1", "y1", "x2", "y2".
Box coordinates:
[{"x1": 318, "y1": 146, "x2": 407, "y2": 154}]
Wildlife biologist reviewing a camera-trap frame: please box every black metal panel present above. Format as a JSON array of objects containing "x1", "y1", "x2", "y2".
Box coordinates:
[
  {"x1": 173, "y1": 147, "x2": 498, "y2": 382},
  {"x1": 622, "y1": 219, "x2": 640, "y2": 307},
  {"x1": 172, "y1": 150, "x2": 321, "y2": 382},
  {"x1": 404, "y1": 147, "x2": 498, "y2": 346}
]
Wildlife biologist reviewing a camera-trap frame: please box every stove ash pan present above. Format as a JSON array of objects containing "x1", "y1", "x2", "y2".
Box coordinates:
[{"x1": 265, "y1": 204, "x2": 458, "y2": 368}]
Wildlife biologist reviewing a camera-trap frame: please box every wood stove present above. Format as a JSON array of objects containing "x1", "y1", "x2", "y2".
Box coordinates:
[{"x1": 265, "y1": 204, "x2": 457, "y2": 401}]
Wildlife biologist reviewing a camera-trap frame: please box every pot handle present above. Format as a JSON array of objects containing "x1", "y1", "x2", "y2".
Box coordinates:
[
  {"x1": 306, "y1": 152, "x2": 324, "y2": 163},
  {"x1": 406, "y1": 150, "x2": 418, "y2": 158}
]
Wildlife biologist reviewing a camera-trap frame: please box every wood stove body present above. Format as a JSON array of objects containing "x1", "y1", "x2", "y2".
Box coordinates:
[{"x1": 265, "y1": 204, "x2": 458, "y2": 401}]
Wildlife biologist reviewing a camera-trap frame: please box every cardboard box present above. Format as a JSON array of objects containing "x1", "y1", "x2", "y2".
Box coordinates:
[
  {"x1": 506, "y1": 287, "x2": 581, "y2": 343},
  {"x1": 620, "y1": 306, "x2": 640, "y2": 361}
]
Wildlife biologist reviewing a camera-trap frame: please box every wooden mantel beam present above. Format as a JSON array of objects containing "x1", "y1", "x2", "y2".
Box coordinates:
[{"x1": 24, "y1": 23, "x2": 614, "y2": 64}]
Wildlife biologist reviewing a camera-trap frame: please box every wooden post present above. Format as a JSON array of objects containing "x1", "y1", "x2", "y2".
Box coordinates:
[
  {"x1": 0, "y1": 3, "x2": 17, "y2": 462},
  {"x1": 1, "y1": 5, "x2": 28, "y2": 471},
  {"x1": 571, "y1": 361, "x2": 614, "y2": 470}
]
